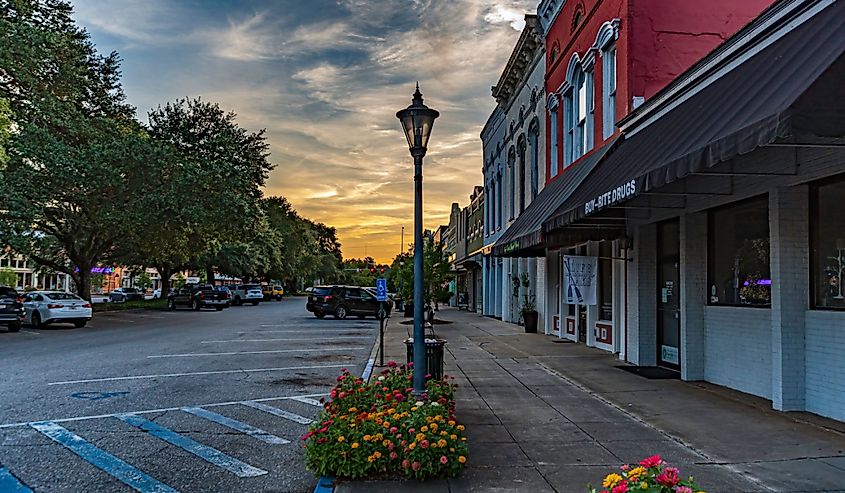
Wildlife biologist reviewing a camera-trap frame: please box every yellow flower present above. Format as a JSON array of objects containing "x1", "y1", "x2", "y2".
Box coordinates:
[
  {"x1": 430, "y1": 423, "x2": 438, "y2": 431},
  {"x1": 461, "y1": 437, "x2": 467, "y2": 441},
  {"x1": 367, "y1": 456, "x2": 375, "y2": 463},
  {"x1": 363, "y1": 435, "x2": 372, "y2": 442},
  {"x1": 458, "y1": 456, "x2": 466, "y2": 464},
  {"x1": 448, "y1": 420, "x2": 455, "y2": 426},
  {"x1": 440, "y1": 431, "x2": 447, "y2": 436},
  {"x1": 627, "y1": 467, "x2": 647, "y2": 481},
  {"x1": 416, "y1": 433, "x2": 426, "y2": 442},
  {"x1": 373, "y1": 451, "x2": 382, "y2": 459},
  {"x1": 382, "y1": 439, "x2": 390, "y2": 447},
  {"x1": 348, "y1": 407, "x2": 358, "y2": 413},
  {"x1": 449, "y1": 447, "x2": 455, "y2": 453},
  {"x1": 640, "y1": 482, "x2": 648, "y2": 490},
  {"x1": 383, "y1": 422, "x2": 390, "y2": 429},
  {"x1": 456, "y1": 425, "x2": 465, "y2": 431},
  {"x1": 438, "y1": 439, "x2": 447, "y2": 447},
  {"x1": 351, "y1": 442, "x2": 359, "y2": 449},
  {"x1": 420, "y1": 426, "x2": 429, "y2": 432},
  {"x1": 349, "y1": 423, "x2": 356, "y2": 428},
  {"x1": 408, "y1": 443, "x2": 416, "y2": 450},
  {"x1": 375, "y1": 433, "x2": 383, "y2": 440},
  {"x1": 337, "y1": 436, "x2": 345, "y2": 443},
  {"x1": 603, "y1": 473, "x2": 623, "y2": 489},
  {"x1": 411, "y1": 406, "x2": 417, "y2": 411},
  {"x1": 450, "y1": 434, "x2": 457, "y2": 440}
]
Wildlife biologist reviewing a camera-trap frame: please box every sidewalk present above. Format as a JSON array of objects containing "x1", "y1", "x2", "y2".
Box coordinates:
[{"x1": 335, "y1": 308, "x2": 845, "y2": 493}]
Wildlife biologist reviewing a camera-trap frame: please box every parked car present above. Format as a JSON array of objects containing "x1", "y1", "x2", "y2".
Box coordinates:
[
  {"x1": 306, "y1": 285, "x2": 393, "y2": 320},
  {"x1": 152, "y1": 288, "x2": 162, "y2": 299},
  {"x1": 230, "y1": 284, "x2": 263, "y2": 306},
  {"x1": 262, "y1": 285, "x2": 284, "y2": 301},
  {"x1": 23, "y1": 291, "x2": 92, "y2": 328},
  {"x1": 108, "y1": 287, "x2": 144, "y2": 303},
  {"x1": 0, "y1": 286, "x2": 24, "y2": 332},
  {"x1": 167, "y1": 284, "x2": 230, "y2": 311}
]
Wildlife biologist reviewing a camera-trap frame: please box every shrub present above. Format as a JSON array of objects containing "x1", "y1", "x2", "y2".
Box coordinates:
[
  {"x1": 589, "y1": 455, "x2": 704, "y2": 493},
  {"x1": 302, "y1": 363, "x2": 468, "y2": 480}
]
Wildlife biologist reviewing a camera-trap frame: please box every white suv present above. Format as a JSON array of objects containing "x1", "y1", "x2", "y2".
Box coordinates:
[{"x1": 230, "y1": 284, "x2": 263, "y2": 306}]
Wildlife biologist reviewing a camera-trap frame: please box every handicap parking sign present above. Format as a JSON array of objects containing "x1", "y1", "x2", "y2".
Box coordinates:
[{"x1": 376, "y1": 278, "x2": 387, "y2": 302}]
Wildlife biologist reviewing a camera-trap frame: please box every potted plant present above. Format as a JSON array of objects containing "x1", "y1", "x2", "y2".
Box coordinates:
[{"x1": 520, "y1": 273, "x2": 538, "y2": 333}]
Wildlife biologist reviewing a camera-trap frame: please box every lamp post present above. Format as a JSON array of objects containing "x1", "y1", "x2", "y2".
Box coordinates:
[{"x1": 397, "y1": 83, "x2": 439, "y2": 395}]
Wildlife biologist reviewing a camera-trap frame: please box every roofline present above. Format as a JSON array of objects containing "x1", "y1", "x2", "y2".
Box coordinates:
[
  {"x1": 491, "y1": 15, "x2": 542, "y2": 104},
  {"x1": 620, "y1": 0, "x2": 833, "y2": 134}
]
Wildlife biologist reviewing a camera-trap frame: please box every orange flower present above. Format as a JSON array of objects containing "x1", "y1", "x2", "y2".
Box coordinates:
[{"x1": 458, "y1": 456, "x2": 467, "y2": 464}]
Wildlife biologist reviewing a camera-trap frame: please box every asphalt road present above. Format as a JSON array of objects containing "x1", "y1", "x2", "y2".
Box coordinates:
[{"x1": 0, "y1": 298, "x2": 380, "y2": 493}]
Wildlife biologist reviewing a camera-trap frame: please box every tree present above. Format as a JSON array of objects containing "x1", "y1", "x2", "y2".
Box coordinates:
[
  {"x1": 136, "y1": 271, "x2": 152, "y2": 291},
  {"x1": 388, "y1": 239, "x2": 452, "y2": 307},
  {"x1": 0, "y1": 268, "x2": 16, "y2": 288},
  {"x1": 0, "y1": 0, "x2": 159, "y2": 300},
  {"x1": 0, "y1": 97, "x2": 10, "y2": 168}
]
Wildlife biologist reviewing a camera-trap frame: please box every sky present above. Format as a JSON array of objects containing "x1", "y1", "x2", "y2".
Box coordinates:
[{"x1": 70, "y1": 0, "x2": 536, "y2": 263}]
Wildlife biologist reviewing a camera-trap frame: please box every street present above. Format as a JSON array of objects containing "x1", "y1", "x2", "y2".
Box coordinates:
[{"x1": 0, "y1": 299, "x2": 378, "y2": 492}]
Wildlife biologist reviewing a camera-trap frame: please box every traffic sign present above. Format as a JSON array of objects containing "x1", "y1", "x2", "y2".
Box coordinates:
[{"x1": 376, "y1": 278, "x2": 388, "y2": 302}]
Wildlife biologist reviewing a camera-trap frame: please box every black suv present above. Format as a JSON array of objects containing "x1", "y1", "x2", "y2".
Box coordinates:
[
  {"x1": 306, "y1": 286, "x2": 392, "y2": 320},
  {"x1": 0, "y1": 286, "x2": 24, "y2": 332}
]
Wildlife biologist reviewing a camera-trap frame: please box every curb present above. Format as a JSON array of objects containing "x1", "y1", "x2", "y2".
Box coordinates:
[{"x1": 313, "y1": 317, "x2": 384, "y2": 493}]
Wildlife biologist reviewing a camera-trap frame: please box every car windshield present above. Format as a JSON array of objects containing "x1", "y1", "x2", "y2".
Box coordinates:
[
  {"x1": 243, "y1": 285, "x2": 260, "y2": 290},
  {"x1": 122, "y1": 288, "x2": 137, "y2": 293},
  {"x1": 46, "y1": 293, "x2": 82, "y2": 301},
  {"x1": 313, "y1": 287, "x2": 333, "y2": 296}
]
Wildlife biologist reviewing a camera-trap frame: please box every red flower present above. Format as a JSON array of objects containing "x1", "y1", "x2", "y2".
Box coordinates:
[
  {"x1": 611, "y1": 482, "x2": 628, "y2": 493},
  {"x1": 656, "y1": 468, "x2": 679, "y2": 487},
  {"x1": 639, "y1": 455, "x2": 663, "y2": 469},
  {"x1": 402, "y1": 459, "x2": 410, "y2": 469},
  {"x1": 412, "y1": 461, "x2": 421, "y2": 471}
]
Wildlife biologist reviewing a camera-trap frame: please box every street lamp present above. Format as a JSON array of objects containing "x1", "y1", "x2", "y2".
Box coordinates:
[{"x1": 397, "y1": 83, "x2": 439, "y2": 395}]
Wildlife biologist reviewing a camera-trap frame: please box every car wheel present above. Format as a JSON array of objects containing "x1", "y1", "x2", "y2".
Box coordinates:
[
  {"x1": 276, "y1": 295, "x2": 282, "y2": 301},
  {"x1": 334, "y1": 305, "x2": 348, "y2": 320},
  {"x1": 73, "y1": 320, "x2": 87, "y2": 328},
  {"x1": 193, "y1": 299, "x2": 201, "y2": 311},
  {"x1": 8, "y1": 321, "x2": 21, "y2": 332},
  {"x1": 315, "y1": 312, "x2": 325, "y2": 319},
  {"x1": 31, "y1": 312, "x2": 42, "y2": 329}
]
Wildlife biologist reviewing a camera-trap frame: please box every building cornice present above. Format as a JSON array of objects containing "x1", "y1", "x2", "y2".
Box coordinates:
[{"x1": 491, "y1": 15, "x2": 544, "y2": 106}]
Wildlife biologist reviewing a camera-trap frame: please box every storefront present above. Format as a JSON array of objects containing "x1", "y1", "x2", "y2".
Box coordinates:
[{"x1": 542, "y1": 0, "x2": 845, "y2": 420}]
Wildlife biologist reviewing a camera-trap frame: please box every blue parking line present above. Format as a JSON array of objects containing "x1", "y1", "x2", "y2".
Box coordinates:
[
  {"x1": 0, "y1": 467, "x2": 32, "y2": 492},
  {"x1": 181, "y1": 407, "x2": 290, "y2": 445},
  {"x1": 29, "y1": 421, "x2": 177, "y2": 493},
  {"x1": 115, "y1": 414, "x2": 267, "y2": 478}
]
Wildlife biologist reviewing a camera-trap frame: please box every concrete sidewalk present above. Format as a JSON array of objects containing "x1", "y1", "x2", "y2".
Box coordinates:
[{"x1": 335, "y1": 308, "x2": 845, "y2": 493}]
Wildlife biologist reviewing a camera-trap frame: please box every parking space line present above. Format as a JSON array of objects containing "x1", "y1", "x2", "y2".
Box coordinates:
[
  {"x1": 181, "y1": 407, "x2": 289, "y2": 445},
  {"x1": 29, "y1": 421, "x2": 177, "y2": 493},
  {"x1": 47, "y1": 364, "x2": 348, "y2": 386},
  {"x1": 0, "y1": 467, "x2": 32, "y2": 492},
  {"x1": 241, "y1": 401, "x2": 314, "y2": 425},
  {"x1": 147, "y1": 348, "x2": 364, "y2": 359},
  {"x1": 201, "y1": 337, "x2": 369, "y2": 344},
  {"x1": 115, "y1": 414, "x2": 267, "y2": 478},
  {"x1": 0, "y1": 393, "x2": 327, "y2": 429},
  {"x1": 290, "y1": 397, "x2": 322, "y2": 407}
]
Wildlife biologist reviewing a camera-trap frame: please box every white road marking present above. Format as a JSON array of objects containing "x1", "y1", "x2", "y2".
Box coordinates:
[
  {"x1": 201, "y1": 337, "x2": 369, "y2": 344},
  {"x1": 0, "y1": 393, "x2": 327, "y2": 429},
  {"x1": 182, "y1": 407, "x2": 289, "y2": 445},
  {"x1": 242, "y1": 329, "x2": 372, "y2": 334},
  {"x1": 241, "y1": 401, "x2": 313, "y2": 425},
  {"x1": 21, "y1": 330, "x2": 40, "y2": 335},
  {"x1": 147, "y1": 347, "x2": 365, "y2": 358},
  {"x1": 47, "y1": 364, "x2": 348, "y2": 386},
  {"x1": 290, "y1": 396, "x2": 322, "y2": 407}
]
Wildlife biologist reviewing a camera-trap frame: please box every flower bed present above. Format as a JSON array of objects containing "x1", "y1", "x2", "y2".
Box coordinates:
[
  {"x1": 589, "y1": 455, "x2": 704, "y2": 493},
  {"x1": 302, "y1": 362, "x2": 468, "y2": 480}
]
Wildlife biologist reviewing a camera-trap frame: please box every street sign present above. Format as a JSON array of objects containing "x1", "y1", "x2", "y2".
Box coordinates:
[{"x1": 376, "y1": 278, "x2": 388, "y2": 302}]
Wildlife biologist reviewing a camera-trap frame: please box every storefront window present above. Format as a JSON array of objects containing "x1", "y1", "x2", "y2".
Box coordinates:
[
  {"x1": 708, "y1": 196, "x2": 771, "y2": 306},
  {"x1": 813, "y1": 179, "x2": 845, "y2": 309},
  {"x1": 599, "y1": 241, "x2": 613, "y2": 320}
]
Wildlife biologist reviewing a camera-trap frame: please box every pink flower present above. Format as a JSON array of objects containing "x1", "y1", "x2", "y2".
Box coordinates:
[
  {"x1": 390, "y1": 427, "x2": 398, "y2": 434},
  {"x1": 639, "y1": 455, "x2": 663, "y2": 469},
  {"x1": 674, "y1": 487, "x2": 693, "y2": 493},
  {"x1": 620, "y1": 464, "x2": 629, "y2": 471},
  {"x1": 402, "y1": 459, "x2": 410, "y2": 469},
  {"x1": 387, "y1": 442, "x2": 395, "y2": 450},
  {"x1": 338, "y1": 391, "x2": 347, "y2": 399},
  {"x1": 440, "y1": 456, "x2": 448, "y2": 464},
  {"x1": 412, "y1": 461, "x2": 421, "y2": 471},
  {"x1": 611, "y1": 482, "x2": 628, "y2": 493},
  {"x1": 388, "y1": 360, "x2": 398, "y2": 368},
  {"x1": 401, "y1": 440, "x2": 407, "y2": 446},
  {"x1": 394, "y1": 393, "x2": 405, "y2": 402},
  {"x1": 420, "y1": 440, "x2": 430, "y2": 449},
  {"x1": 408, "y1": 428, "x2": 415, "y2": 434},
  {"x1": 656, "y1": 468, "x2": 679, "y2": 487},
  {"x1": 390, "y1": 451, "x2": 398, "y2": 460},
  {"x1": 337, "y1": 375, "x2": 345, "y2": 382}
]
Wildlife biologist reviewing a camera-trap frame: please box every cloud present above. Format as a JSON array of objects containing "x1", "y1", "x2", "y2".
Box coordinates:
[{"x1": 70, "y1": 0, "x2": 537, "y2": 262}]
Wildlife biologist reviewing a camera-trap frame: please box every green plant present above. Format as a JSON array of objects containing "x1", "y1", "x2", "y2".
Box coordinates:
[
  {"x1": 0, "y1": 267, "x2": 16, "y2": 287},
  {"x1": 519, "y1": 273, "x2": 536, "y2": 315},
  {"x1": 589, "y1": 455, "x2": 703, "y2": 493},
  {"x1": 303, "y1": 364, "x2": 468, "y2": 480}
]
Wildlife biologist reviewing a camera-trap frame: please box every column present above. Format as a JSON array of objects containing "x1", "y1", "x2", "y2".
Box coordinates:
[
  {"x1": 633, "y1": 223, "x2": 658, "y2": 366},
  {"x1": 680, "y1": 212, "x2": 707, "y2": 380},
  {"x1": 586, "y1": 241, "x2": 598, "y2": 347},
  {"x1": 482, "y1": 257, "x2": 489, "y2": 315},
  {"x1": 770, "y1": 186, "x2": 808, "y2": 411}
]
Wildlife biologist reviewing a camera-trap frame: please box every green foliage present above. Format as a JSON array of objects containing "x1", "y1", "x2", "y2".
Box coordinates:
[
  {"x1": 0, "y1": 268, "x2": 16, "y2": 287},
  {"x1": 388, "y1": 238, "x2": 452, "y2": 305},
  {"x1": 303, "y1": 365, "x2": 468, "y2": 480},
  {"x1": 0, "y1": 97, "x2": 11, "y2": 168},
  {"x1": 94, "y1": 298, "x2": 168, "y2": 313},
  {"x1": 136, "y1": 271, "x2": 152, "y2": 290},
  {"x1": 172, "y1": 273, "x2": 186, "y2": 289}
]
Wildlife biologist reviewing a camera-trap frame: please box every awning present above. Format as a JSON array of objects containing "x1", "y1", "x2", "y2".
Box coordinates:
[
  {"x1": 492, "y1": 136, "x2": 620, "y2": 257},
  {"x1": 544, "y1": 0, "x2": 845, "y2": 232}
]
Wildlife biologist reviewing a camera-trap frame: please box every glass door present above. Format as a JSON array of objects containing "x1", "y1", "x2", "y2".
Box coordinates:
[{"x1": 657, "y1": 220, "x2": 681, "y2": 371}]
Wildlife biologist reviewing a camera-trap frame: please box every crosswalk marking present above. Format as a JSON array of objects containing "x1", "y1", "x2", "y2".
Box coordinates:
[
  {"x1": 181, "y1": 407, "x2": 289, "y2": 445},
  {"x1": 47, "y1": 364, "x2": 346, "y2": 386},
  {"x1": 290, "y1": 396, "x2": 322, "y2": 407},
  {"x1": 240, "y1": 401, "x2": 314, "y2": 425},
  {"x1": 115, "y1": 414, "x2": 267, "y2": 478},
  {"x1": 29, "y1": 421, "x2": 177, "y2": 493},
  {"x1": 0, "y1": 467, "x2": 32, "y2": 492}
]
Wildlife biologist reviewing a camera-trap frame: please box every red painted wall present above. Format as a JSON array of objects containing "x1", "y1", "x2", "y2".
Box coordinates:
[{"x1": 543, "y1": 0, "x2": 773, "y2": 185}]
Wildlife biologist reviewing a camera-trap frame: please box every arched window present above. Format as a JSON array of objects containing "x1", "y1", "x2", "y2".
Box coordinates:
[
  {"x1": 563, "y1": 52, "x2": 593, "y2": 166},
  {"x1": 496, "y1": 171, "x2": 503, "y2": 229},
  {"x1": 517, "y1": 135, "x2": 527, "y2": 214},
  {"x1": 595, "y1": 20, "x2": 620, "y2": 139},
  {"x1": 528, "y1": 119, "x2": 540, "y2": 200},
  {"x1": 547, "y1": 94, "x2": 560, "y2": 178},
  {"x1": 507, "y1": 147, "x2": 516, "y2": 220}
]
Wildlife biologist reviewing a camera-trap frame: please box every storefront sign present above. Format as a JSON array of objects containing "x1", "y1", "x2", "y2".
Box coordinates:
[
  {"x1": 584, "y1": 179, "x2": 637, "y2": 215},
  {"x1": 563, "y1": 255, "x2": 597, "y2": 305},
  {"x1": 661, "y1": 345, "x2": 679, "y2": 365},
  {"x1": 502, "y1": 240, "x2": 520, "y2": 254}
]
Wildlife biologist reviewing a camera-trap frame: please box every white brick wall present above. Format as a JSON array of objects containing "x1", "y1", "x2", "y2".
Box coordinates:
[
  {"x1": 704, "y1": 306, "x2": 772, "y2": 399},
  {"x1": 805, "y1": 310, "x2": 845, "y2": 421}
]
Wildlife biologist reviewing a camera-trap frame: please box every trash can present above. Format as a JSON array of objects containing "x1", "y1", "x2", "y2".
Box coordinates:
[{"x1": 405, "y1": 338, "x2": 446, "y2": 380}]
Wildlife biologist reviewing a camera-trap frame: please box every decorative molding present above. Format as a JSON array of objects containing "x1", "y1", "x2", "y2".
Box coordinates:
[
  {"x1": 547, "y1": 93, "x2": 560, "y2": 111},
  {"x1": 594, "y1": 18, "x2": 621, "y2": 50},
  {"x1": 492, "y1": 15, "x2": 545, "y2": 106}
]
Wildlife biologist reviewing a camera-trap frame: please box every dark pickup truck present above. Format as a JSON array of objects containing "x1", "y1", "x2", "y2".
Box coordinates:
[{"x1": 167, "y1": 284, "x2": 230, "y2": 311}]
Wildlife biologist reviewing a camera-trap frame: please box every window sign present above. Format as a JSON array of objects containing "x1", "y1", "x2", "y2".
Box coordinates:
[
  {"x1": 661, "y1": 345, "x2": 679, "y2": 365},
  {"x1": 563, "y1": 255, "x2": 597, "y2": 305}
]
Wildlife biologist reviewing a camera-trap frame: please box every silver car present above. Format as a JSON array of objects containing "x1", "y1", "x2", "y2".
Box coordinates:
[{"x1": 23, "y1": 291, "x2": 93, "y2": 329}]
